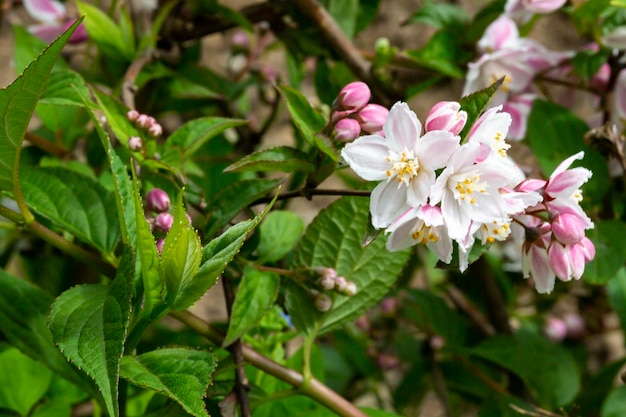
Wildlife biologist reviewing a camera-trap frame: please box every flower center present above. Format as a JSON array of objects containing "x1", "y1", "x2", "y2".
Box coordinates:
[
  {"x1": 385, "y1": 149, "x2": 420, "y2": 186},
  {"x1": 493, "y1": 131, "x2": 510, "y2": 157},
  {"x1": 451, "y1": 172, "x2": 487, "y2": 205},
  {"x1": 411, "y1": 224, "x2": 439, "y2": 245},
  {"x1": 481, "y1": 220, "x2": 511, "y2": 244}
]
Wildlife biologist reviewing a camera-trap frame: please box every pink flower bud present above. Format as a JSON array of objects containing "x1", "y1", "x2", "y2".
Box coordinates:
[
  {"x1": 525, "y1": 0, "x2": 567, "y2": 14},
  {"x1": 354, "y1": 315, "x2": 370, "y2": 331},
  {"x1": 334, "y1": 276, "x2": 348, "y2": 293},
  {"x1": 156, "y1": 238, "x2": 165, "y2": 254},
  {"x1": 551, "y1": 213, "x2": 586, "y2": 245},
  {"x1": 543, "y1": 317, "x2": 567, "y2": 342},
  {"x1": 377, "y1": 352, "x2": 399, "y2": 370},
  {"x1": 380, "y1": 297, "x2": 397, "y2": 315},
  {"x1": 136, "y1": 114, "x2": 151, "y2": 128},
  {"x1": 314, "y1": 293, "x2": 332, "y2": 312},
  {"x1": 148, "y1": 123, "x2": 163, "y2": 137},
  {"x1": 127, "y1": 109, "x2": 140, "y2": 121},
  {"x1": 549, "y1": 242, "x2": 585, "y2": 281},
  {"x1": 334, "y1": 81, "x2": 371, "y2": 112},
  {"x1": 356, "y1": 104, "x2": 389, "y2": 134},
  {"x1": 563, "y1": 313, "x2": 585, "y2": 339},
  {"x1": 430, "y1": 336, "x2": 445, "y2": 350},
  {"x1": 333, "y1": 118, "x2": 361, "y2": 142},
  {"x1": 314, "y1": 267, "x2": 337, "y2": 280},
  {"x1": 579, "y1": 237, "x2": 595, "y2": 262},
  {"x1": 154, "y1": 212, "x2": 174, "y2": 233},
  {"x1": 230, "y1": 31, "x2": 250, "y2": 52},
  {"x1": 318, "y1": 276, "x2": 335, "y2": 291},
  {"x1": 145, "y1": 188, "x2": 171, "y2": 213},
  {"x1": 424, "y1": 101, "x2": 468, "y2": 136},
  {"x1": 128, "y1": 136, "x2": 143, "y2": 151},
  {"x1": 344, "y1": 281, "x2": 357, "y2": 296}
]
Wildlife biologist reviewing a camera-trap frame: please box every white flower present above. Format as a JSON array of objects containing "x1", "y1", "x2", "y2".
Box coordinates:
[{"x1": 341, "y1": 102, "x2": 459, "y2": 228}]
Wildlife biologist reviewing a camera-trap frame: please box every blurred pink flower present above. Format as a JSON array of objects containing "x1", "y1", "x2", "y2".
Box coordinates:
[{"x1": 23, "y1": 0, "x2": 87, "y2": 44}]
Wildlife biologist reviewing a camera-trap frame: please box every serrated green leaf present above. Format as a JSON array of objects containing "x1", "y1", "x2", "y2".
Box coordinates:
[
  {"x1": 21, "y1": 167, "x2": 120, "y2": 254},
  {"x1": 223, "y1": 266, "x2": 280, "y2": 347},
  {"x1": 39, "y1": 69, "x2": 90, "y2": 107},
  {"x1": 225, "y1": 146, "x2": 316, "y2": 173},
  {"x1": 165, "y1": 117, "x2": 248, "y2": 161},
  {"x1": 204, "y1": 178, "x2": 283, "y2": 237},
  {"x1": 0, "y1": 19, "x2": 81, "y2": 211},
  {"x1": 179, "y1": 199, "x2": 277, "y2": 312},
  {"x1": 0, "y1": 270, "x2": 88, "y2": 391},
  {"x1": 0, "y1": 345, "x2": 53, "y2": 416},
  {"x1": 584, "y1": 222, "x2": 626, "y2": 284},
  {"x1": 278, "y1": 85, "x2": 326, "y2": 146},
  {"x1": 257, "y1": 210, "x2": 305, "y2": 263},
  {"x1": 49, "y1": 248, "x2": 135, "y2": 417},
  {"x1": 162, "y1": 192, "x2": 203, "y2": 310},
  {"x1": 472, "y1": 327, "x2": 580, "y2": 408},
  {"x1": 76, "y1": 1, "x2": 134, "y2": 61},
  {"x1": 12, "y1": 25, "x2": 66, "y2": 76},
  {"x1": 458, "y1": 77, "x2": 504, "y2": 140},
  {"x1": 120, "y1": 348, "x2": 217, "y2": 417},
  {"x1": 288, "y1": 197, "x2": 411, "y2": 335}
]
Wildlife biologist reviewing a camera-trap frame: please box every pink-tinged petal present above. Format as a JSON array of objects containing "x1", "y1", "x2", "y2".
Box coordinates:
[
  {"x1": 502, "y1": 190, "x2": 542, "y2": 215},
  {"x1": 525, "y1": 0, "x2": 567, "y2": 14},
  {"x1": 547, "y1": 202, "x2": 594, "y2": 230},
  {"x1": 448, "y1": 140, "x2": 482, "y2": 171},
  {"x1": 478, "y1": 15, "x2": 519, "y2": 52},
  {"x1": 416, "y1": 130, "x2": 459, "y2": 169},
  {"x1": 419, "y1": 204, "x2": 444, "y2": 227},
  {"x1": 613, "y1": 69, "x2": 626, "y2": 122},
  {"x1": 340, "y1": 134, "x2": 390, "y2": 181},
  {"x1": 501, "y1": 94, "x2": 535, "y2": 140},
  {"x1": 23, "y1": 0, "x2": 66, "y2": 22},
  {"x1": 552, "y1": 213, "x2": 586, "y2": 245},
  {"x1": 383, "y1": 102, "x2": 421, "y2": 150},
  {"x1": 550, "y1": 151, "x2": 585, "y2": 178},
  {"x1": 530, "y1": 245, "x2": 556, "y2": 293},
  {"x1": 430, "y1": 231, "x2": 453, "y2": 264},
  {"x1": 28, "y1": 22, "x2": 64, "y2": 43},
  {"x1": 549, "y1": 243, "x2": 571, "y2": 281},
  {"x1": 370, "y1": 181, "x2": 409, "y2": 229},
  {"x1": 580, "y1": 237, "x2": 595, "y2": 262},
  {"x1": 546, "y1": 167, "x2": 592, "y2": 196},
  {"x1": 65, "y1": 21, "x2": 88, "y2": 44},
  {"x1": 407, "y1": 168, "x2": 435, "y2": 207},
  {"x1": 516, "y1": 178, "x2": 547, "y2": 192},
  {"x1": 386, "y1": 211, "x2": 420, "y2": 252},
  {"x1": 568, "y1": 244, "x2": 586, "y2": 280}
]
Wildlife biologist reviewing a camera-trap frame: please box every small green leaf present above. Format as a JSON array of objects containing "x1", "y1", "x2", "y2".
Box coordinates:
[
  {"x1": 571, "y1": 49, "x2": 610, "y2": 80},
  {"x1": 166, "y1": 117, "x2": 248, "y2": 159},
  {"x1": 76, "y1": 1, "x2": 134, "y2": 61},
  {"x1": 120, "y1": 348, "x2": 217, "y2": 417},
  {"x1": 0, "y1": 345, "x2": 53, "y2": 416},
  {"x1": 0, "y1": 19, "x2": 82, "y2": 216},
  {"x1": 288, "y1": 197, "x2": 411, "y2": 335},
  {"x1": 257, "y1": 210, "x2": 305, "y2": 263},
  {"x1": 407, "y1": 0, "x2": 469, "y2": 29},
  {"x1": 278, "y1": 85, "x2": 326, "y2": 146},
  {"x1": 404, "y1": 30, "x2": 465, "y2": 78},
  {"x1": 472, "y1": 327, "x2": 580, "y2": 408},
  {"x1": 326, "y1": 0, "x2": 359, "y2": 38},
  {"x1": 459, "y1": 76, "x2": 504, "y2": 140},
  {"x1": 162, "y1": 192, "x2": 203, "y2": 310},
  {"x1": 223, "y1": 266, "x2": 280, "y2": 347},
  {"x1": 602, "y1": 385, "x2": 626, "y2": 417},
  {"x1": 21, "y1": 167, "x2": 121, "y2": 254},
  {"x1": 225, "y1": 146, "x2": 316, "y2": 173},
  {"x1": 204, "y1": 178, "x2": 283, "y2": 237},
  {"x1": 0, "y1": 269, "x2": 89, "y2": 391},
  {"x1": 585, "y1": 221, "x2": 626, "y2": 284},
  {"x1": 49, "y1": 248, "x2": 135, "y2": 417}
]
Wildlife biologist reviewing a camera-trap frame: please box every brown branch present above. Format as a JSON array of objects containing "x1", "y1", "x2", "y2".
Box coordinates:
[
  {"x1": 121, "y1": 53, "x2": 154, "y2": 110},
  {"x1": 468, "y1": 257, "x2": 511, "y2": 334},
  {"x1": 291, "y1": 0, "x2": 395, "y2": 107},
  {"x1": 170, "y1": 310, "x2": 369, "y2": 417},
  {"x1": 24, "y1": 132, "x2": 69, "y2": 159},
  {"x1": 446, "y1": 284, "x2": 495, "y2": 336},
  {"x1": 426, "y1": 342, "x2": 453, "y2": 417}
]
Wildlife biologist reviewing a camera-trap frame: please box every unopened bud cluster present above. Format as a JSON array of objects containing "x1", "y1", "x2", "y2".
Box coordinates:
[
  {"x1": 331, "y1": 82, "x2": 389, "y2": 142},
  {"x1": 144, "y1": 188, "x2": 173, "y2": 254},
  {"x1": 307, "y1": 267, "x2": 358, "y2": 312},
  {"x1": 127, "y1": 109, "x2": 163, "y2": 143}
]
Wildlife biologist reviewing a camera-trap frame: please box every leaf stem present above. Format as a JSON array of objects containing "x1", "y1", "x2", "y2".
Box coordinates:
[
  {"x1": 169, "y1": 310, "x2": 368, "y2": 417},
  {"x1": 0, "y1": 204, "x2": 116, "y2": 278}
]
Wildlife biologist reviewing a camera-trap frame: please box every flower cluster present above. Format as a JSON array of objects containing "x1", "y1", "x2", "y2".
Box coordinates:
[
  {"x1": 341, "y1": 98, "x2": 595, "y2": 294},
  {"x1": 331, "y1": 82, "x2": 389, "y2": 142},
  {"x1": 127, "y1": 110, "x2": 163, "y2": 138},
  {"x1": 144, "y1": 188, "x2": 173, "y2": 254},
  {"x1": 309, "y1": 267, "x2": 358, "y2": 312}
]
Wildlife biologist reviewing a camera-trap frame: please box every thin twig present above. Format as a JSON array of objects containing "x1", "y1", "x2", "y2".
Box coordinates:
[
  {"x1": 222, "y1": 277, "x2": 252, "y2": 417},
  {"x1": 121, "y1": 53, "x2": 154, "y2": 110},
  {"x1": 251, "y1": 188, "x2": 371, "y2": 206},
  {"x1": 426, "y1": 342, "x2": 453, "y2": 417},
  {"x1": 25, "y1": 132, "x2": 69, "y2": 159},
  {"x1": 291, "y1": 0, "x2": 396, "y2": 107},
  {"x1": 447, "y1": 284, "x2": 495, "y2": 336},
  {"x1": 169, "y1": 310, "x2": 369, "y2": 417},
  {"x1": 469, "y1": 257, "x2": 511, "y2": 334}
]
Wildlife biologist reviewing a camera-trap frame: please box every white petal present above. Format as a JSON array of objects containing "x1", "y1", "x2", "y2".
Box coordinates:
[
  {"x1": 341, "y1": 135, "x2": 390, "y2": 181},
  {"x1": 383, "y1": 102, "x2": 421, "y2": 150},
  {"x1": 23, "y1": 0, "x2": 66, "y2": 22},
  {"x1": 407, "y1": 169, "x2": 435, "y2": 207},
  {"x1": 370, "y1": 181, "x2": 409, "y2": 229},
  {"x1": 416, "y1": 131, "x2": 460, "y2": 169}
]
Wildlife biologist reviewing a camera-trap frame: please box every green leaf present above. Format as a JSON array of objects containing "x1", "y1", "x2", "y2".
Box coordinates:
[
  {"x1": 165, "y1": 117, "x2": 248, "y2": 160},
  {"x1": 225, "y1": 146, "x2": 316, "y2": 174},
  {"x1": 607, "y1": 268, "x2": 626, "y2": 335},
  {"x1": 602, "y1": 385, "x2": 626, "y2": 417},
  {"x1": 407, "y1": 0, "x2": 469, "y2": 29},
  {"x1": 12, "y1": 25, "x2": 65, "y2": 76},
  {"x1": 76, "y1": 1, "x2": 134, "y2": 61},
  {"x1": 92, "y1": 89, "x2": 143, "y2": 149},
  {"x1": 21, "y1": 167, "x2": 121, "y2": 254},
  {"x1": 585, "y1": 221, "x2": 626, "y2": 284},
  {"x1": 162, "y1": 192, "x2": 203, "y2": 311},
  {"x1": 0, "y1": 345, "x2": 53, "y2": 416},
  {"x1": 257, "y1": 210, "x2": 305, "y2": 263},
  {"x1": 278, "y1": 85, "x2": 326, "y2": 146},
  {"x1": 472, "y1": 327, "x2": 580, "y2": 408},
  {"x1": 571, "y1": 48, "x2": 611, "y2": 80},
  {"x1": 0, "y1": 19, "x2": 82, "y2": 214},
  {"x1": 576, "y1": 358, "x2": 626, "y2": 417},
  {"x1": 39, "y1": 69, "x2": 90, "y2": 107},
  {"x1": 223, "y1": 266, "x2": 280, "y2": 347},
  {"x1": 120, "y1": 348, "x2": 217, "y2": 417},
  {"x1": 0, "y1": 259, "x2": 88, "y2": 392},
  {"x1": 288, "y1": 197, "x2": 411, "y2": 335},
  {"x1": 459, "y1": 76, "x2": 504, "y2": 140},
  {"x1": 181, "y1": 200, "x2": 276, "y2": 312},
  {"x1": 404, "y1": 30, "x2": 465, "y2": 78},
  {"x1": 204, "y1": 178, "x2": 283, "y2": 237},
  {"x1": 326, "y1": 0, "x2": 359, "y2": 38},
  {"x1": 49, "y1": 248, "x2": 135, "y2": 417},
  {"x1": 403, "y1": 289, "x2": 468, "y2": 347}
]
